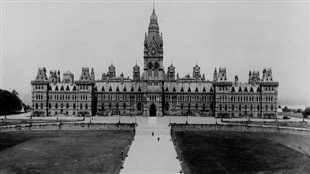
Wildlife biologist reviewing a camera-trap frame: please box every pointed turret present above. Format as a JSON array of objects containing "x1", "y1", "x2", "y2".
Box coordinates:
[
  {"x1": 133, "y1": 64, "x2": 140, "y2": 81},
  {"x1": 91, "y1": 68, "x2": 95, "y2": 81},
  {"x1": 213, "y1": 68, "x2": 218, "y2": 82},
  {"x1": 193, "y1": 64, "x2": 201, "y2": 79}
]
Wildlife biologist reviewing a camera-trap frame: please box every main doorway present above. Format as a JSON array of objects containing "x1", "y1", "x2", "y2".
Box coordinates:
[{"x1": 149, "y1": 103, "x2": 157, "y2": 117}]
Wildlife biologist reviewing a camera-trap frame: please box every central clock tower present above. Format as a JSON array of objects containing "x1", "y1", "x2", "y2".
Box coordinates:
[{"x1": 142, "y1": 9, "x2": 166, "y2": 84}]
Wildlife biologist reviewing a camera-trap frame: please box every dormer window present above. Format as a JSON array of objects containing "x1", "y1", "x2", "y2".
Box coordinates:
[{"x1": 187, "y1": 87, "x2": 191, "y2": 92}]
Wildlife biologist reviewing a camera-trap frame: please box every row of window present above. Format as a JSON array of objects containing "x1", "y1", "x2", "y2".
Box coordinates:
[
  {"x1": 219, "y1": 95, "x2": 274, "y2": 102},
  {"x1": 218, "y1": 104, "x2": 275, "y2": 111},
  {"x1": 34, "y1": 85, "x2": 44, "y2": 90},
  {"x1": 99, "y1": 102, "x2": 208, "y2": 111},
  {"x1": 35, "y1": 94, "x2": 44, "y2": 100},
  {"x1": 35, "y1": 103, "x2": 90, "y2": 110},
  {"x1": 47, "y1": 94, "x2": 89, "y2": 101}
]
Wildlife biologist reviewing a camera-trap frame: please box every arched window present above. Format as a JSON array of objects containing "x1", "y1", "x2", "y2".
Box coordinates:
[
  {"x1": 181, "y1": 103, "x2": 184, "y2": 109},
  {"x1": 154, "y1": 69, "x2": 158, "y2": 77},
  {"x1": 41, "y1": 103, "x2": 43, "y2": 109},
  {"x1": 154, "y1": 62, "x2": 159, "y2": 69},
  {"x1": 148, "y1": 62, "x2": 153, "y2": 69},
  {"x1": 73, "y1": 103, "x2": 76, "y2": 109},
  {"x1": 109, "y1": 103, "x2": 112, "y2": 109},
  {"x1": 148, "y1": 69, "x2": 152, "y2": 77},
  {"x1": 48, "y1": 103, "x2": 51, "y2": 109},
  {"x1": 85, "y1": 103, "x2": 88, "y2": 109},
  {"x1": 195, "y1": 104, "x2": 198, "y2": 110},
  {"x1": 80, "y1": 103, "x2": 83, "y2": 109},
  {"x1": 232, "y1": 104, "x2": 234, "y2": 111},
  {"x1": 165, "y1": 102, "x2": 169, "y2": 111},
  {"x1": 116, "y1": 103, "x2": 119, "y2": 109},
  {"x1": 55, "y1": 103, "x2": 58, "y2": 109},
  {"x1": 35, "y1": 103, "x2": 38, "y2": 109},
  {"x1": 123, "y1": 103, "x2": 126, "y2": 109},
  {"x1": 188, "y1": 103, "x2": 191, "y2": 110},
  {"x1": 66, "y1": 103, "x2": 69, "y2": 109},
  {"x1": 137, "y1": 102, "x2": 142, "y2": 111}
]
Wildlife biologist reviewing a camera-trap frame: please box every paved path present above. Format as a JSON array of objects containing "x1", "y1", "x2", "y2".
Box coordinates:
[{"x1": 120, "y1": 117, "x2": 182, "y2": 174}]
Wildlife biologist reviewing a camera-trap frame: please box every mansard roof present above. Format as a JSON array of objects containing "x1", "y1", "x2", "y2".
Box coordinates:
[
  {"x1": 95, "y1": 81, "x2": 146, "y2": 92},
  {"x1": 49, "y1": 83, "x2": 77, "y2": 92},
  {"x1": 231, "y1": 83, "x2": 259, "y2": 93},
  {"x1": 164, "y1": 82, "x2": 213, "y2": 93}
]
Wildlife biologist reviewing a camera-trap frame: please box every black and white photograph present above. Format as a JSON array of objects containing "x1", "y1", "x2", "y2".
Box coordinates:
[{"x1": 0, "y1": 0, "x2": 309, "y2": 173}]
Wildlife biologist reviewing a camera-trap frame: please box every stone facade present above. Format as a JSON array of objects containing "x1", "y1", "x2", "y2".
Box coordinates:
[{"x1": 31, "y1": 9, "x2": 278, "y2": 118}]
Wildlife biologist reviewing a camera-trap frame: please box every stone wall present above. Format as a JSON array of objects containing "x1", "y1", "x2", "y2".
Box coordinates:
[
  {"x1": 0, "y1": 122, "x2": 136, "y2": 132},
  {"x1": 171, "y1": 123, "x2": 310, "y2": 135}
]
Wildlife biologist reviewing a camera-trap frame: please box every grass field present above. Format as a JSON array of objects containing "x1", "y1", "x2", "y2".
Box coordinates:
[
  {"x1": 0, "y1": 130, "x2": 134, "y2": 174},
  {"x1": 175, "y1": 131, "x2": 310, "y2": 174}
]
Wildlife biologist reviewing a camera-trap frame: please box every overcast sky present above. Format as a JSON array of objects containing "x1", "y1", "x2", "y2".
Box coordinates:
[{"x1": 0, "y1": 0, "x2": 309, "y2": 106}]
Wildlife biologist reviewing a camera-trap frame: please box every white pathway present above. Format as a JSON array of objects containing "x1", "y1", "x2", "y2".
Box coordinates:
[{"x1": 120, "y1": 117, "x2": 182, "y2": 174}]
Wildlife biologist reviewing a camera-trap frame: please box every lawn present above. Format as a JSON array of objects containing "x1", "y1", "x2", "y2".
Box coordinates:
[
  {"x1": 0, "y1": 130, "x2": 134, "y2": 174},
  {"x1": 174, "y1": 131, "x2": 310, "y2": 174}
]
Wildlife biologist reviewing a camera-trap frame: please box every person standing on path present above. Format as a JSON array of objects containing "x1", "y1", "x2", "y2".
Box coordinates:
[
  {"x1": 152, "y1": 132, "x2": 154, "y2": 136},
  {"x1": 157, "y1": 137, "x2": 160, "y2": 142}
]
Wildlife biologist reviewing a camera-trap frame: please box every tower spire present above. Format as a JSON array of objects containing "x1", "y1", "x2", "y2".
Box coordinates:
[{"x1": 153, "y1": 0, "x2": 155, "y2": 12}]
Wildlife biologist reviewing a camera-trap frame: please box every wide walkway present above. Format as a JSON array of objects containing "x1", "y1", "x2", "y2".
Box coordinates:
[{"x1": 120, "y1": 117, "x2": 182, "y2": 174}]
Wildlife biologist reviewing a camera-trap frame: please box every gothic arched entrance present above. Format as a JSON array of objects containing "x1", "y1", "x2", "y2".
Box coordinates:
[{"x1": 149, "y1": 103, "x2": 157, "y2": 117}]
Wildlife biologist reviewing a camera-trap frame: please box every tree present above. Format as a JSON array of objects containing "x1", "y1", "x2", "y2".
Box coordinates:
[
  {"x1": 282, "y1": 106, "x2": 291, "y2": 112},
  {"x1": 303, "y1": 107, "x2": 310, "y2": 119},
  {"x1": 0, "y1": 89, "x2": 22, "y2": 115}
]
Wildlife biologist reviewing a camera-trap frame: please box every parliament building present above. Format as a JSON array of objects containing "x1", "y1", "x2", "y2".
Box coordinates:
[{"x1": 31, "y1": 9, "x2": 279, "y2": 118}]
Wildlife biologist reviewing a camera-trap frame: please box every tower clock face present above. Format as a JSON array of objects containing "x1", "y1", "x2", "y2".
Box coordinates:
[{"x1": 151, "y1": 48, "x2": 156, "y2": 55}]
